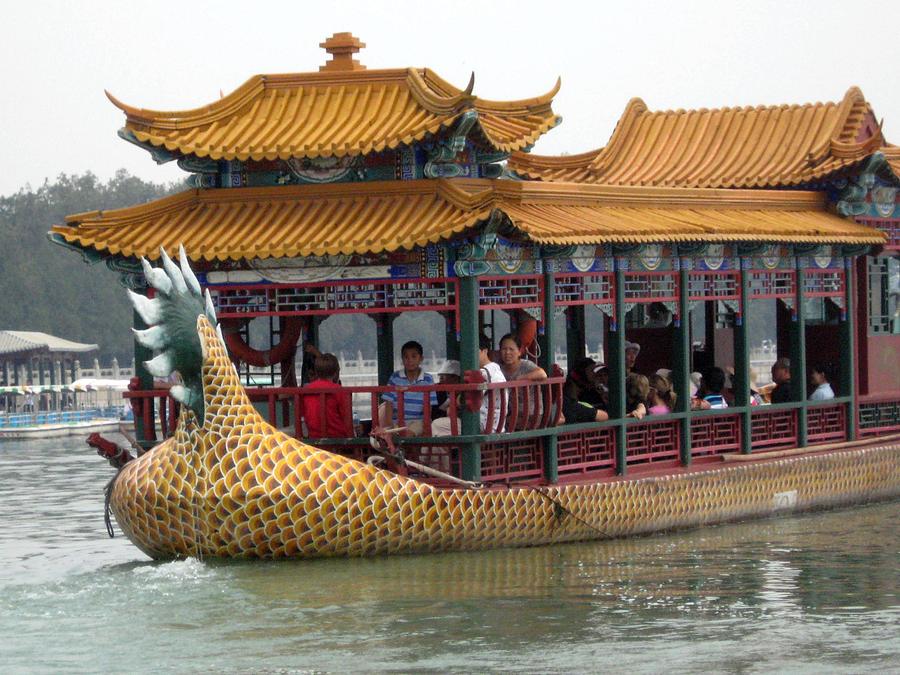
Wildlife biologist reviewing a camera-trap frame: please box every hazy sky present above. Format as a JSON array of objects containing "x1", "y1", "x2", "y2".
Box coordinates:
[{"x1": 2, "y1": 0, "x2": 899, "y2": 197}]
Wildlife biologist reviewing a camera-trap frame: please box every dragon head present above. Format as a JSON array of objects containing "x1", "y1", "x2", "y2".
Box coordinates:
[{"x1": 128, "y1": 245, "x2": 220, "y2": 420}]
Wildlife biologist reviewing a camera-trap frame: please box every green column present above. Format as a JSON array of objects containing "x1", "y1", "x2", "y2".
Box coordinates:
[
  {"x1": 458, "y1": 275, "x2": 481, "y2": 482},
  {"x1": 609, "y1": 264, "x2": 627, "y2": 475},
  {"x1": 375, "y1": 314, "x2": 395, "y2": 386},
  {"x1": 674, "y1": 266, "x2": 692, "y2": 465},
  {"x1": 37, "y1": 356, "x2": 45, "y2": 386},
  {"x1": 735, "y1": 260, "x2": 752, "y2": 453},
  {"x1": 540, "y1": 269, "x2": 558, "y2": 483},
  {"x1": 791, "y1": 258, "x2": 808, "y2": 446},
  {"x1": 134, "y1": 308, "x2": 154, "y2": 443},
  {"x1": 841, "y1": 257, "x2": 856, "y2": 441}
]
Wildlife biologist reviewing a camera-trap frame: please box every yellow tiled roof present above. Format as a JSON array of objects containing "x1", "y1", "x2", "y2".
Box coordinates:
[
  {"x1": 52, "y1": 179, "x2": 884, "y2": 262},
  {"x1": 107, "y1": 36, "x2": 561, "y2": 162},
  {"x1": 882, "y1": 146, "x2": 900, "y2": 180},
  {"x1": 509, "y1": 87, "x2": 888, "y2": 188}
]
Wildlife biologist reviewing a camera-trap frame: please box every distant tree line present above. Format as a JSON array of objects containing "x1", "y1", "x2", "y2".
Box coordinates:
[{"x1": 0, "y1": 171, "x2": 183, "y2": 363}]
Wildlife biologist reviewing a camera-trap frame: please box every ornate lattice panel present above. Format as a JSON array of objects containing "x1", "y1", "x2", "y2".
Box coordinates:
[
  {"x1": 803, "y1": 269, "x2": 845, "y2": 298},
  {"x1": 211, "y1": 279, "x2": 458, "y2": 317},
  {"x1": 625, "y1": 419, "x2": 680, "y2": 465},
  {"x1": 557, "y1": 427, "x2": 616, "y2": 476},
  {"x1": 687, "y1": 272, "x2": 740, "y2": 301},
  {"x1": 748, "y1": 270, "x2": 796, "y2": 299},
  {"x1": 750, "y1": 408, "x2": 798, "y2": 451},
  {"x1": 807, "y1": 403, "x2": 847, "y2": 444},
  {"x1": 480, "y1": 437, "x2": 544, "y2": 482},
  {"x1": 478, "y1": 275, "x2": 543, "y2": 310},
  {"x1": 859, "y1": 398, "x2": 900, "y2": 436},
  {"x1": 404, "y1": 444, "x2": 461, "y2": 481},
  {"x1": 622, "y1": 272, "x2": 679, "y2": 304},
  {"x1": 858, "y1": 218, "x2": 900, "y2": 250},
  {"x1": 690, "y1": 414, "x2": 741, "y2": 457},
  {"x1": 553, "y1": 273, "x2": 614, "y2": 307}
]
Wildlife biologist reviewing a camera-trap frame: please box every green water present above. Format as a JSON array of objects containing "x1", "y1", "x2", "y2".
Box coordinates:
[{"x1": 1, "y1": 438, "x2": 897, "y2": 673}]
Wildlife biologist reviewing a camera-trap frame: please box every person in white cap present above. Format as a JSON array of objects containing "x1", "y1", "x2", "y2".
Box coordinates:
[
  {"x1": 432, "y1": 360, "x2": 462, "y2": 420},
  {"x1": 625, "y1": 341, "x2": 641, "y2": 374}
]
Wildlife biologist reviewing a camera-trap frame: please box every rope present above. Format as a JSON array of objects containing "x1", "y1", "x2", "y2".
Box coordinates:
[
  {"x1": 102, "y1": 471, "x2": 122, "y2": 538},
  {"x1": 524, "y1": 484, "x2": 610, "y2": 538}
]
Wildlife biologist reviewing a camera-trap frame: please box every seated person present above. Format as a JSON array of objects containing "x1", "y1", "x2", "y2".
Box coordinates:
[
  {"x1": 692, "y1": 367, "x2": 728, "y2": 409},
  {"x1": 624, "y1": 373, "x2": 649, "y2": 419},
  {"x1": 647, "y1": 373, "x2": 676, "y2": 415},
  {"x1": 479, "y1": 334, "x2": 507, "y2": 433},
  {"x1": 498, "y1": 333, "x2": 548, "y2": 426},
  {"x1": 562, "y1": 359, "x2": 609, "y2": 424},
  {"x1": 378, "y1": 340, "x2": 438, "y2": 435},
  {"x1": 432, "y1": 335, "x2": 507, "y2": 435},
  {"x1": 432, "y1": 360, "x2": 462, "y2": 419},
  {"x1": 625, "y1": 341, "x2": 641, "y2": 374},
  {"x1": 749, "y1": 366, "x2": 764, "y2": 406},
  {"x1": 302, "y1": 353, "x2": 353, "y2": 439},
  {"x1": 809, "y1": 362, "x2": 836, "y2": 401},
  {"x1": 498, "y1": 333, "x2": 547, "y2": 382},
  {"x1": 769, "y1": 357, "x2": 792, "y2": 404},
  {"x1": 580, "y1": 363, "x2": 610, "y2": 411}
]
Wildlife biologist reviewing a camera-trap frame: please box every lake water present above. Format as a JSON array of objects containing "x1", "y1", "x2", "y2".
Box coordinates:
[{"x1": 1, "y1": 438, "x2": 897, "y2": 673}]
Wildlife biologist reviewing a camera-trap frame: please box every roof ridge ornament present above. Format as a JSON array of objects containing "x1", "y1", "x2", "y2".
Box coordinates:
[{"x1": 319, "y1": 32, "x2": 366, "y2": 72}]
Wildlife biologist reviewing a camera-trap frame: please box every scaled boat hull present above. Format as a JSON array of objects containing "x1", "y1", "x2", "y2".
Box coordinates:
[{"x1": 109, "y1": 317, "x2": 900, "y2": 560}]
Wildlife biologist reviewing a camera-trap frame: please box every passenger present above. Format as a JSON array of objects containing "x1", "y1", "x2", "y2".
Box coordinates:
[
  {"x1": 432, "y1": 360, "x2": 462, "y2": 419},
  {"x1": 624, "y1": 341, "x2": 641, "y2": 374},
  {"x1": 562, "y1": 359, "x2": 609, "y2": 424},
  {"x1": 689, "y1": 371, "x2": 703, "y2": 399},
  {"x1": 624, "y1": 373, "x2": 649, "y2": 419},
  {"x1": 749, "y1": 366, "x2": 764, "y2": 406},
  {"x1": 580, "y1": 363, "x2": 609, "y2": 411},
  {"x1": 770, "y1": 357, "x2": 792, "y2": 404},
  {"x1": 647, "y1": 373, "x2": 676, "y2": 415},
  {"x1": 498, "y1": 333, "x2": 548, "y2": 427},
  {"x1": 478, "y1": 334, "x2": 507, "y2": 433},
  {"x1": 302, "y1": 353, "x2": 353, "y2": 439},
  {"x1": 498, "y1": 333, "x2": 548, "y2": 382},
  {"x1": 809, "y1": 362, "x2": 836, "y2": 401},
  {"x1": 694, "y1": 367, "x2": 728, "y2": 409},
  {"x1": 378, "y1": 340, "x2": 438, "y2": 435}
]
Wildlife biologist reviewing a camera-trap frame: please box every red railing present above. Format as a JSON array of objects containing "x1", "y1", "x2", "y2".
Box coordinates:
[
  {"x1": 625, "y1": 418, "x2": 680, "y2": 466},
  {"x1": 557, "y1": 427, "x2": 616, "y2": 477},
  {"x1": 858, "y1": 393, "x2": 900, "y2": 437},
  {"x1": 690, "y1": 413, "x2": 741, "y2": 458},
  {"x1": 126, "y1": 377, "x2": 565, "y2": 442},
  {"x1": 807, "y1": 402, "x2": 847, "y2": 445},
  {"x1": 750, "y1": 407, "x2": 798, "y2": 451},
  {"x1": 481, "y1": 436, "x2": 544, "y2": 483},
  {"x1": 122, "y1": 388, "x2": 180, "y2": 443}
]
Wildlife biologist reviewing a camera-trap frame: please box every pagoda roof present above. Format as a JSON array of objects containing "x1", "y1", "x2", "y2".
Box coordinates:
[
  {"x1": 508, "y1": 87, "x2": 892, "y2": 188},
  {"x1": 0, "y1": 331, "x2": 98, "y2": 356},
  {"x1": 107, "y1": 33, "x2": 560, "y2": 163},
  {"x1": 51, "y1": 179, "x2": 884, "y2": 262}
]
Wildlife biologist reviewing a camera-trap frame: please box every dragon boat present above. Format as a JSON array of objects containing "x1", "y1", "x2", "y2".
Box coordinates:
[{"x1": 50, "y1": 34, "x2": 900, "y2": 560}]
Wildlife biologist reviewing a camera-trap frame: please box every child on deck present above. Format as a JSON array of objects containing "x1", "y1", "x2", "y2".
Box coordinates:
[{"x1": 647, "y1": 373, "x2": 677, "y2": 415}]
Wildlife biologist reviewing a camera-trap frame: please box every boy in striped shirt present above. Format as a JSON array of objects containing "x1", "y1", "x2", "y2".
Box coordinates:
[{"x1": 377, "y1": 340, "x2": 438, "y2": 435}]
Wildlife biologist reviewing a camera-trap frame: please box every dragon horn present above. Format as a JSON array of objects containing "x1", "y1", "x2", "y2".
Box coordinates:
[
  {"x1": 127, "y1": 290, "x2": 162, "y2": 325},
  {"x1": 159, "y1": 248, "x2": 187, "y2": 295},
  {"x1": 178, "y1": 244, "x2": 202, "y2": 297},
  {"x1": 140, "y1": 257, "x2": 173, "y2": 296},
  {"x1": 132, "y1": 325, "x2": 168, "y2": 351},
  {"x1": 144, "y1": 352, "x2": 175, "y2": 378}
]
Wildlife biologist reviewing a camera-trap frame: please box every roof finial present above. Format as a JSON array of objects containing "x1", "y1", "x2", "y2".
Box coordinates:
[{"x1": 319, "y1": 32, "x2": 366, "y2": 72}]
